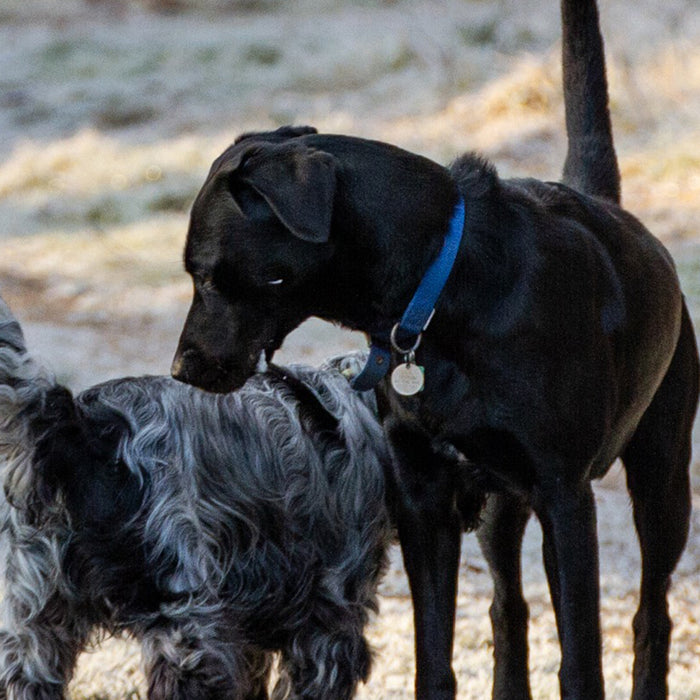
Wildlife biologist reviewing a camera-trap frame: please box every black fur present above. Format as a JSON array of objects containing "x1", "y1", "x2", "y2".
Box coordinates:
[
  {"x1": 561, "y1": 0, "x2": 620, "y2": 202},
  {"x1": 171, "y1": 1, "x2": 699, "y2": 699}
]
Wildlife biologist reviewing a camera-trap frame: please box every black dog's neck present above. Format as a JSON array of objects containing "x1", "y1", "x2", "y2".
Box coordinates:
[
  {"x1": 293, "y1": 133, "x2": 460, "y2": 332},
  {"x1": 332, "y1": 217, "x2": 457, "y2": 333},
  {"x1": 388, "y1": 158, "x2": 533, "y2": 378},
  {"x1": 318, "y1": 151, "x2": 519, "y2": 352}
]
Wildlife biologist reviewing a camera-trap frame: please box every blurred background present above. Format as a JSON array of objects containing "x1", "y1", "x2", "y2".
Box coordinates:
[{"x1": 0, "y1": 1, "x2": 698, "y2": 697}]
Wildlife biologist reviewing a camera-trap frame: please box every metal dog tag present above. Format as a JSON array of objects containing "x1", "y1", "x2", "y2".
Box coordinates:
[{"x1": 391, "y1": 362, "x2": 425, "y2": 396}]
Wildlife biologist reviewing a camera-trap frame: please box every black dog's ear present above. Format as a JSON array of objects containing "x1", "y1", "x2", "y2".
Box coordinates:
[
  {"x1": 238, "y1": 142, "x2": 337, "y2": 243},
  {"x1": 234, "y1": 125, "x2": 318, "y2": 145}
]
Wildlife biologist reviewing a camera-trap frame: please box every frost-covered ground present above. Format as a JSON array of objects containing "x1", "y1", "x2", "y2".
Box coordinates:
[{"x1": 1, "y1": 0, "x2": 699, "y2": 697}]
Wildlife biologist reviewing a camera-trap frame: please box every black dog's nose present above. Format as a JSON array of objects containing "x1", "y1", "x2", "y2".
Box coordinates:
[
  {"x1": 170, "y1": 352, "x2": 190, "y2": 384},
  {"x1": 171, "y1": 348, "x2": 242, "y2": 394}
]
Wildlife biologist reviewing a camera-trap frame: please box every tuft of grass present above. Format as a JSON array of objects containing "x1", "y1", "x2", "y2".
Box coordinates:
[
  {"x1": 147, "y1": 191, "x2": 195, "y2": 214},
  {"x1": 95, "y1": 101, "x2": 158, "y2": 129},
  {"x1": 42, "y1": 38, "x2": 77, "y2": 63},
  {"x1": 195, "y1": 45, "x2": 219, "y2": 65},
  {"x1": 243, "y1": 43, "x2": 282, "y2": 66},
  {"x1": 387, "y1": 43, "x2": 418, "y2": 73},
  {"x1": 85, "y1": 198, "x2": 124, "y2": 228},
  {"x1": 458, "y1": 21, "x2": 497, "y2": 47}
]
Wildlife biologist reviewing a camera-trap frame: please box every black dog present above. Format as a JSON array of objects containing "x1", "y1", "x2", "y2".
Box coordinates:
[
  {"x1": 0, "y1": 297, "x2": 391, "y2": 700},
  {"x1": 171, "y1": 1, "x2": 699, "y2": 698}
]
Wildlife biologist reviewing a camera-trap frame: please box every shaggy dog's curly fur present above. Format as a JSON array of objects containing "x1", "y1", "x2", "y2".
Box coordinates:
[{"x1": 0, "y1": 297, "x2": 391, "y2": 700}]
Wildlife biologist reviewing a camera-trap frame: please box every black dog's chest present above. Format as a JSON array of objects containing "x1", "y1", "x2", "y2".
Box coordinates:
[
  {"x1": 379, "y1": 341, "x2": 588, "y2": 498},
  {"x1": 381, "y1": 342, "x2": 485, "y2": 436}
]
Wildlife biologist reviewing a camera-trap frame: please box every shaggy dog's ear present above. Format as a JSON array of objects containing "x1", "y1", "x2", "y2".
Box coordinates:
[
  {"x1": 0, "y1": 294, "x2": 77, "y2": 522},
  {"x1": 0, "y1": 295, "x2": 27, "y2": 354},
  {"x1": 12, "y1": 386, "x2": 81, "y2": 522}
]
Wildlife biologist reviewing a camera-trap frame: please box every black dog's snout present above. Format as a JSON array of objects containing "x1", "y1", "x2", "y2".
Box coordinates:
[
  {"x1": 170, "y1": 352, "x2": 189, "y2": 384},
  {"x1": 171, "y1": 348, "x2": 245, "y2": 394},
  {"x1": 171, "y1": 347, "x2": 207, "y2": 386}
]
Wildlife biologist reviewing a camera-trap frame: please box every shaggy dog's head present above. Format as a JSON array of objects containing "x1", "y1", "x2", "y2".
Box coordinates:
[{"x1": 0, "y1": 312, "x2": 140, "y2": 533}]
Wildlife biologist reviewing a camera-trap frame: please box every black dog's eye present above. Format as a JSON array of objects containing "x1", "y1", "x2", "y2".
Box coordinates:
[
  {"x1": 262, "y1": 265, "x2": 292, "y2": 289},
  {"x1": 211, "y1": 262, "x2": 242, "y2": 298}
]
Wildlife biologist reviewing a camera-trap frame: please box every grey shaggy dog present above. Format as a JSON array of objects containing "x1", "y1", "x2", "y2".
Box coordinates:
[{"x1": 0, "y1": 297, "x2": 391, "y2": 700}]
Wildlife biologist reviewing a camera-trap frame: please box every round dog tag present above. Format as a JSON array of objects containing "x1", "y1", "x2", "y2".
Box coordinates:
[{"x1": 391, "y1": 363, "x2": 425, "y2": 396}]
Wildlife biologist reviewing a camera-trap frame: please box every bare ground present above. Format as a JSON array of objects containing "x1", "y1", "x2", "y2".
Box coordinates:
[{"x1": 0, "y1": 0, "x2": 699, "y2": 697}]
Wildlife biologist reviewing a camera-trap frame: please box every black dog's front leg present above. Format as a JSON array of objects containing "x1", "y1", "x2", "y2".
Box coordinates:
[
  {"x1": 476, "y1": 492, "x2": 533, "y2": 700},
  {"x1": 386, "y1": 420, "x2": 462, "y2": 700}
]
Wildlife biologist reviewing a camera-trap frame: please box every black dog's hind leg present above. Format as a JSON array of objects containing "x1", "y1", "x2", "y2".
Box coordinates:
[
  {"x1": 386, "y1": 420, "x2": 462, "y2": 700},
  {"x1": 476, "y1": 493, "x2": 533, "y2": 700},
  {"x1": 535, "y1": 474, "x2": 605, "y2": 700},
  {"x1": 622, "y1": 307, "x2": 698, "y2": 700}
]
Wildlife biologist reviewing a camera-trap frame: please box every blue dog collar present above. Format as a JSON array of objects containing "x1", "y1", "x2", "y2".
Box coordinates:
[{"x1": 351, "y1": 195, "x2": 466, "y2": 392}]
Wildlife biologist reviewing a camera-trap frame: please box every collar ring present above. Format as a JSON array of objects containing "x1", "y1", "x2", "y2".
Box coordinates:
[{"x1": 390, "y1": 324, "x2": 422, "y2": 355}]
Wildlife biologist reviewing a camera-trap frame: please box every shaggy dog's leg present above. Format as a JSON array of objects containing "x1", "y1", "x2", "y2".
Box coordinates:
[
  {"x1": 243, "y1": 649, "x2": 273, "y2": 700},
  {"x1": 274, "y1": 626, "x2": 372, "y2": 700},
  {"x1": 141, "y1": 609, "x2": 271, "y2": 700},
  {"x1": 0, "y1": 591, "x2": 86, "y2": 700}
]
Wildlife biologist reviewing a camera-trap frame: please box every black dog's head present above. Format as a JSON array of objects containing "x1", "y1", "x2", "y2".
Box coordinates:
[
  {"x1": 172, "y1": 125, "x2": 458, "y2": 392},
  {"x1": 171, "y1": 126, "x2": 337, "y2": 392}
]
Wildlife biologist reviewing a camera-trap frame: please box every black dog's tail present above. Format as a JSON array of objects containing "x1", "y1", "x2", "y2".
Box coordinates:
[{"x1": 560, "y1": 0, "x2": 621, "y2": 203}]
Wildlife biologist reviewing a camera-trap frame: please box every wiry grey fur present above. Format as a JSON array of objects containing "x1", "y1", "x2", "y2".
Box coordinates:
[{"x1": 0, "y1": 297, "x2": 391, "y2": 700}]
